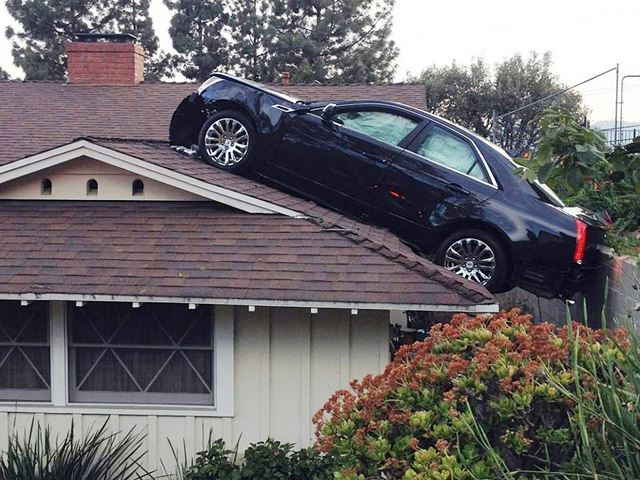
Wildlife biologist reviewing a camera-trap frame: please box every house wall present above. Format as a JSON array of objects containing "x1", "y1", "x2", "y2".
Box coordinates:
[
  {"x1": 0, "y1": 304, "x2": 390, "y2": 477},
  {"x1": 0, "y1": 157, "x2": 205, "y2": 201}
]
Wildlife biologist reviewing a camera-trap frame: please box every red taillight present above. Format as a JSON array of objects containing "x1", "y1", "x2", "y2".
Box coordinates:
[{"x1": 573, "y1": 219, "x2": 588, "y2": 264}]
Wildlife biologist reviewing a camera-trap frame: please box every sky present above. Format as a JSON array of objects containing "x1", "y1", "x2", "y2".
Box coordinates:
[{"x1": 1, "y1": 0, "x2": 640, "y2": 124}]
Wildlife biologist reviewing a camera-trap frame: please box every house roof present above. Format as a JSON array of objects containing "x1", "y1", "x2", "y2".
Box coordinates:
[
  {"x1": 0, "y1": 200, "x2": 494, "y2": 311},
  {"x1": 0, "y1": 80, "x2": 497, "y2": 311},
  {"x1": 0, "y1": 81, "x2": 427, "y2": 165}
]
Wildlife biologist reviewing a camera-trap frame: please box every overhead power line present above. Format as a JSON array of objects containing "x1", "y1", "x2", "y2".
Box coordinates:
[{"x1": 497, "y1": 66, "x2": 618, "y2": 119}]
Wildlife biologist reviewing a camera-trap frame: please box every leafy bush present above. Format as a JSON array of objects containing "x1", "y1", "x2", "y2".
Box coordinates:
[
  {"x1": 290, "y1": 447, "x2": 337, "y2": 480},
  {"x1": 179, "y1": 438, "x2": 335, "y2": 480},
  {"x1": 241, "y1": 439, "x2": 293, "y2": 480},
  {"x1": 313, "y1": 309, "x2": 629, "y2": 479},
  {"x1": 182, "y1": 438, "x2": 238, "y2": 480},
  {"x1": 0, "y1": 419, "x2": 151, "y2": 480},
  {"x1": 519, "y1": 107, "x2": 640, "y2": 252}
]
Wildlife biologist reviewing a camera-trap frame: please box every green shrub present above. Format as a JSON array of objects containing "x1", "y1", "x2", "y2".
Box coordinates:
[
  {"x1": 290, "y1": 447, "x2": 337, "y2": 480},
  {"x1": 0, "y1": 419, "x2": 151, "y2": 480},
  {"x1": 313, "y1": 309, "x2": 629, "y2": 479},
  {"x1": 183, "y1": 438, "x2": 239, "y2": 480},
  {"x1": 519, "y1": 107, "x2": 640, "y2": 252},
  {"x1": 179, "y1": 438, "x2": 336, "y2": 480},
  {"x1": 241, "y1": 439, "x2": 293, "y2": 480}
]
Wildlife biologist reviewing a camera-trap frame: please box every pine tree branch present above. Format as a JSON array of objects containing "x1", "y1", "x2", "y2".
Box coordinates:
[{"x1": 320, "y1": 9, "x2": 387, "y2": 56}]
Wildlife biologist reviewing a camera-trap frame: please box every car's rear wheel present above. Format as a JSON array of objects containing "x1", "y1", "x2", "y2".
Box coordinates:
[
  {"x1": 435, "y1": 229, "x2": 508, "y2": 292},
  {"x1": 198, "y1": 110, "x2": 256, "y2": 172}
]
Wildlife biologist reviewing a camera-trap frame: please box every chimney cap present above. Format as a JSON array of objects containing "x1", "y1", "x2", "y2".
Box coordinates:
[{"x1": 71, "y1": 32, "x2": 138, "y2": 43}]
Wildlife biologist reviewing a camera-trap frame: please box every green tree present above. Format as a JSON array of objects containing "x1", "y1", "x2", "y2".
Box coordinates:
[
  {"x1": 0, "y1": 67, "x2": 9, "y2": 80},
  {"x1": 416, "y1": 59, "x2": 494, "y2": 137},
  {"x1": 413, "y1": 52, "x2": 586, "y2": 154},
  {"x1": 265, "y1": 0, "x2": 398, "y2": 83},
  {"x1": 229, "y1": 0, "x2": 272, "y2": 81},
  {"x1": 164, "y1": 0, "x2": 229, "y2": 82},
  {"x1": 166, "y1": 0, "x2": 398, "y2": 83},
  {"x1": 5, "y1": 0, "x2": 167, "y2": 81}
]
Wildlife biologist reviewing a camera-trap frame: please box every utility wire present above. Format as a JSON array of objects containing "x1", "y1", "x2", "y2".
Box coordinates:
[{"x1": 497, "y1": 66, "x2": 618, "y2": 119}]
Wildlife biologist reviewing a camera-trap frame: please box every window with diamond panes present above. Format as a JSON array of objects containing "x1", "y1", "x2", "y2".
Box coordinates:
[
  {"x1": 68, "y1": 303, "x2": 214, "y2": 405},
  {"x1": 0, "y1": 301, "x2": 50, "y2": 401}
]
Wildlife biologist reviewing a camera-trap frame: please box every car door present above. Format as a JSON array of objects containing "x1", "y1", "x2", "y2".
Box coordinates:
[
  {"x1": 371, "y1": 121, "x2": 498, "y2": 249},
  {"x1": 267, "y1": 104, "x2": 425, "y2": 216}
]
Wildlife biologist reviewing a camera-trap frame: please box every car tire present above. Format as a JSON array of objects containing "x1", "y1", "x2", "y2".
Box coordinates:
[
  {"x1": 198, "y1": 110, "x2": 256, "y2": 172},
  {"x1": 435, "y1": 229, "x2": 508, "y2": 292}
]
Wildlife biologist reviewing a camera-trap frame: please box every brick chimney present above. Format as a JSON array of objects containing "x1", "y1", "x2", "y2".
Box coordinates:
[
  {"x1": 66, "y1": 33, "x2": 145, "y2": 85},
  {"x1": 280, "y1": 71, "x2": 291, "y2": 86}
]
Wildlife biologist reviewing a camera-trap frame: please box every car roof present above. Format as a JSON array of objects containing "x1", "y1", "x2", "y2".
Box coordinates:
[
  {"x1": 210, "y1": 73, "x2": 507, "y2": 164},
  {"x1": 329, "y1": 99, "x2": 498, "y2": 151}
]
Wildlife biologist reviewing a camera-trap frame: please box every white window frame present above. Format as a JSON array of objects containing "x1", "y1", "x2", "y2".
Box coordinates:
[
  {"x1": 0, "y1": 301, "x2": 234, "y2": 417},
  {"x1": 0, "y1": 301, "x2": 52, "y2": 401}
]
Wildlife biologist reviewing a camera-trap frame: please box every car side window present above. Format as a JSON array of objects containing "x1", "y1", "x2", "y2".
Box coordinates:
[
  {"x1": 333, "y1": 110, "x2": 419, "y2": 147},
  {"x1": 413, "y1": 125, "x2": 490, "y2": 183}
]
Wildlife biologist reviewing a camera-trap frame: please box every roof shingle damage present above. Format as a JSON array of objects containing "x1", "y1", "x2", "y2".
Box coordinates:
[{"x1": 0, "y1": 80, "x2": 496, "y2": 310}]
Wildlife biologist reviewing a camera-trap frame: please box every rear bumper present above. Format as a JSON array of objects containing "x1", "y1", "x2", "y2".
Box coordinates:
[{"x1": 516, "y1": 249, "x2": 606, "y2": 299}]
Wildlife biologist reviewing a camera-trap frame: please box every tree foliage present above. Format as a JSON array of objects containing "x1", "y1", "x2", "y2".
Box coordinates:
[
  {"x1": 264, "y1": 0, "x2": 397, "y2": 84},
  {"x1": 412, "y1": 52, "x2": 586, "y2": 155},
  {"x1": 518, "y1": 108, "x2": 640, "y2": 251},
  {"x1": 229, "y1": 0, "x2": 274, "y2": 81},
  {"x1": 164, "y1": 0, "x2": 229, "y2": 82},
  {"x1": 4, "y1": 0, "x2": 167, "y2": 81},
  {"x1": 166, "y1": 0, "x2": 398, "y2": 83},
  {"x1": 0, "y1": 67, "x2": 9, "y2": 80}
]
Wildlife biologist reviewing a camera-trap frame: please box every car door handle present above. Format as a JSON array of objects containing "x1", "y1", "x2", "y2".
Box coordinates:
[{"x1": 446, "y1": 183, "x2": 470, "y2": 195}]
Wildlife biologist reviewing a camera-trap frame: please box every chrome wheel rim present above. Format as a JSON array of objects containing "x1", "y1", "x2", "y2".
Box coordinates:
[
  {"x1": 443, "y1": 238, "x2": 496, "y2": 285},
  {"x1": 204, "y1": 118, "x2": 249, "y2": 166}
]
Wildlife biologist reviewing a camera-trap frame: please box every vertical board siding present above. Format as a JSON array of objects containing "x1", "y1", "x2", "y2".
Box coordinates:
[
  {"x1": 310, "y1": 309, "x2": 350, "y2": 441},
  {"x1": 269, "y1": 307, "x2": 308, "y2": 445},
  {"x1": 0, "y1": 307, "x2": 390, "y2": 475},
  {"x1": 232, "y1": 306, "x2": 269, "y2": 452}
]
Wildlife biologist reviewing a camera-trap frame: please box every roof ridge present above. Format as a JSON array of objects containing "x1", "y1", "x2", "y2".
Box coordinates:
[
  {"x1": 80, "y1": 136, "x2": 168, "y2": 144},
  {"x1": 307, "y1": 216, "x2": 493, "y2": 304},
  {"x1": 0, "y1": 79, "x2": 425, "y2": 87},
  {"x1": 270, "y1": 82, "x2": 425, "y2": 87},
  {"x1": 0, "y1": 80, "x2": 198, "y2": 85}
]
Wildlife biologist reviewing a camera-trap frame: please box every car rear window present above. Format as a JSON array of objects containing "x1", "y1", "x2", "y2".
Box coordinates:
[{"x1": 414, "y1": 125, "x2": 490, "y2": 183}]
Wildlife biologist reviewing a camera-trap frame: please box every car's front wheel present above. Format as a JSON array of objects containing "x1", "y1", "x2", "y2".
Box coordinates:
[
  {"x1": 435, "y1": 229, "x2": 508, "y2": 292},
  {"x1": 198, "y1": 110, "x2": 256, "y2": 172}
]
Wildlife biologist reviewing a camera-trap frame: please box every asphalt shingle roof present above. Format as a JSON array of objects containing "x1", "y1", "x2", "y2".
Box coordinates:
[{"x1": 0, "y1": 201, "x2": 491, "y2": 307}]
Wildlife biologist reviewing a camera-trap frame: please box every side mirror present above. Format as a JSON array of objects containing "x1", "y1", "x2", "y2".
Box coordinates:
[{"x1": 321, "y1": 103, "x2": 337, "y2": 122}]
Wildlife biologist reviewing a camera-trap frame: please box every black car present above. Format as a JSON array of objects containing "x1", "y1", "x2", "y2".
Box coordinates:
[{"x1": 170, "y1": 73, "x2": 607, "y2": 298}]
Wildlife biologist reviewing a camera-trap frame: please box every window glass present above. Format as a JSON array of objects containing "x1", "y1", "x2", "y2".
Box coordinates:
[
  {"x1": 68, "y1": 302, "x2": 214, "y2": 405},
  {"x1": 333, "y1": 110, "x2": 418, "y2": 146},
  {"x1": 415, "y1": 125, "x2": 489, "y2": 182},
  {"x1": 0, "y1": 301, "x2": 50, "y2": 401}
]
